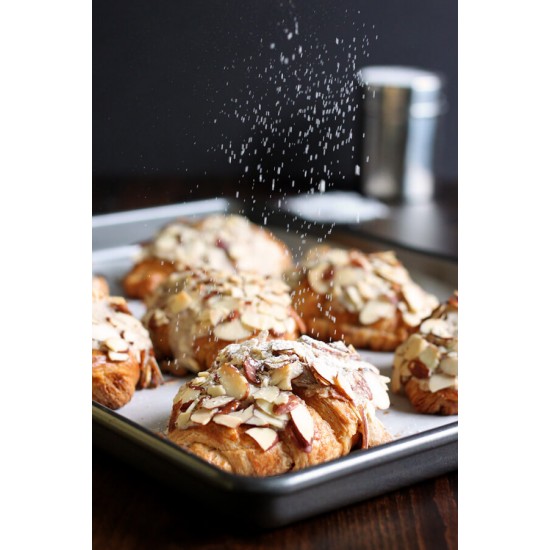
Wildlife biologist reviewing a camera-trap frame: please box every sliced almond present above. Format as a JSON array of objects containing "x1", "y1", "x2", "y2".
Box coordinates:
[
  {"x1": 356, "y1": 280, "x2": 379, "y2": 300},
  {"x1": 167, "y1": 291, "x2": 193, "y2": 315},
  {"x1": 212, "y1": 413, "x2": 244, "y2": 428},
  {"x1": 403, "y1": 334, "x2": 429, "y2": 360},
  {"x1": 245, "y1": 427, "x2": 279, "y2": 451},
  {"x1": 440, "y1": 354, "x2": 458, "y2": 376},
  {"x1": 333, "y1": 266, "x2": 363, "y2": 287},
  {"x1": 243, "y1": 357, "x2": 261, "y2": 384},
  {"x1": 363, "y1": 370, "x2": 391, "y2": 410},
  {"x1": 104, "y1": 337, "x2": 129, "y2": 353},
  {"x1": 374, "y1": 263, "x2": 408, "y2": 285},
  {"x1": 253, "y1": 386, "x2": 280, "y2": 403},
  {"x1": 244, "y1": 414, "x2": 269, "y2": 426},
  {"x1": 252, "y1": 407, "x2": 288, "y2": 429},
  {"x1": 209, "y1": 306, "x2": 231, "y2": 326},
  {"x1": 207, "y1": 385, "x2": 227, "y2": 397},
  {"x1": 190, "y1": 408, "x2": 216, "y2": 425},
  {"x1": 307, "y1": 262, "x2": 331, "y2": 294},
  {"x1": 310, "y1": 360, "x2": 338, "y2": 385},
  {"x1": 322, "y1": 249, "x2": 349, "y2": 265},
  {"x1": 420, "y1": 319, "x2": 453, "y2": 339},
  {"x1": 273, "y1": 392, "x2": 290, "y2": 406},
  {"x1": 241, "y1": 311, "x2": 275, "y2": 331},
  {"x1": 219, "y1": 363, "x2": 250, "y2": 399},
  {"x1": 402, "y1": 311, "x2": 423, "y2": 328},
  {"x1": 201, "y1": 395, "x2": 235, "y2": 410},
  {"x1": 290, "y1": 404, "x2": 315, "y2": 448},
  {"x1": 174, "y1": 386, "x2": 201, "y2": 405},
  {"x1": 214, "y1": 319, "x2": 253, "y2": 341},
  {"x1": 273, "y1": 393, "x2": 300, "y2": 415},
  {"x1": 359, "y1": 300, "x2": 396, "y2": 326},
  {"x1": 270, "y1": 362, "x2": 302, "y2": 390},
  {"x1": 428, "y1": 373, "x2": 457, "y2": 393},
  {"x1": 92, "y1": 324, "x2": 119, "y2": 342},
  {"x1": 214, "y1": 404, "x2": 255, "y2": 427},
  {"x1": 121, "y1": 329, "x2": 142, "y2": 345},
  {"x1": 343, "y1": 285, "x2": 364, "y2": 311},
  {"x1": 418, "y1": 344, "x2": 440, "y2": 371},
  {"x1": 175, "y1": 400, "x2": 198, "y2": 429},
  {"x1": 189, "y1": 376, "x2": 209, "y2": 387},
  {"x1": 107, "y1": 350, "x2": 129, "y2": 362},
  {"x1": 402, "y1": 283, "x2": 427, "y2": 313}
]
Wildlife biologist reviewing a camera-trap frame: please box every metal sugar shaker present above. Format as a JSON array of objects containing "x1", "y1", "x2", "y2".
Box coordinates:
[{"x1": 358, "y1": 66, "x2": 445, "y2": 203}]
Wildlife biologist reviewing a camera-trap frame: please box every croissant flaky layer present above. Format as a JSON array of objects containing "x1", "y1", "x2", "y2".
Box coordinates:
[
  {"x1": 167, "y1": 333, "x2": 392, "y2": 476},
  {"x1": 123, "y1": 214, "x2": 293, "y2": 300}
]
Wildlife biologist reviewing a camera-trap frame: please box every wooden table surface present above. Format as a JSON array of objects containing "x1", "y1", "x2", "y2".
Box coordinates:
[{"x1": 92, "y1": 180, "x2": 458, "y2": 550}]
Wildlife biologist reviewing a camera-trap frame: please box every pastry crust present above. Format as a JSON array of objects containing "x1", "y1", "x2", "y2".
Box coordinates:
[
  {"x1": 143, "y1": 267, "x2": 304, "y2": 375},
  {"x1": 92, "y1": 294, "x2": 163, "y2": 409},
  {"x1": 404, "y1": 378, "x2": 458, "y2": 415},
  {"x1": 392, "y1": 292, "x2": 458, "y2": 415},
  {"x1": 288, "y1": 246, "x2": 439, "y2": 351},
  {"x1": 167, "y1": 333, "x2": 392, "y2": 476},
  {"x1": 123, "y1": 214, "x2": 293, "y2": 299}
]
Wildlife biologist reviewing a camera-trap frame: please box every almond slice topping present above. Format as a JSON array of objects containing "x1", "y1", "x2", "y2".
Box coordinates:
[
  {"x1": 428, "y1": 373, "x2": 457, "y2": 393},
  {"x1": 403, "y1": 334, "x2": 428, "y2": 360},
  {"x1": 253, "y1": 386, "x2": 281, "y2": 403},
  {"x1": 245, "y1": 427, "x2": 279, "y2": 451},
  {"x1": 307, "y1": 263, "x2": 331, "y2": 294},
  {"x1": 241, "y1": 311, "x2": 276, "y2": 331},
  {"x1": 290, "y1": 404, "x2": 315, "y2": 448},
  {"x1": 420, "y1": 319, "x2": 453, "y2": 339},
  {"x1": 207, "y1": 385, "x2": 227, "y2": 397},
  {"x1": 201, "y1": 395, "x2": 235, "y2": 410},
  {"x1": 214, "y1": 319, "x2": 253, "y2": 341},
  {"x1": 167, "y1": 291, "x2": 193, "y2": 314},
  {"x1": 359, "y1": 300, "x2": 396, "y2": 326},
  {"x1": 107, "y1": 351, "x2": 129, "y2": 362},
  {"x1": 190, "y1": 408, "x2": 216, "y2": 425},
  {"x1": 175, "y1": 386, "x2": 201, "y2": 405},
  {"x1": 212, "y1": 414, "x2": 244, "y2": 428},
  {"x1": 440, "y1": 354, "x2": 458, "y2": 376},
  {"x1": 92, "y1": 324, "x2": 119, "y2": 342},
  {"x1": 219, "y1": 363, "x2": 250, "y2": 399},
  {"x1": 104, "y1": 337, "x2": 129, "y2": 353}
]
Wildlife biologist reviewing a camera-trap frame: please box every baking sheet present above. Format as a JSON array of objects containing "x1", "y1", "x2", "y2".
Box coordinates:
[{"x1": 92, "y1": 198, "x2": 458, "y2": 528}]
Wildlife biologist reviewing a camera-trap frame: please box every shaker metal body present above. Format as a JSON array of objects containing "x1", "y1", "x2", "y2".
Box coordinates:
[{"x1": 358, "y1": 66, "x2": 444, "y2": 203}]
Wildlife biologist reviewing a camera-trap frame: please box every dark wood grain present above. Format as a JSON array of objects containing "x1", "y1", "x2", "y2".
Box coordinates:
[{"x1": 93, "y1": 447, "x2": 457, "y2": 550}]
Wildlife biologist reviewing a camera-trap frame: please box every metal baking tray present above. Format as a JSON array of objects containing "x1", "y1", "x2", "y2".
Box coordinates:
[{"x1": 92, "y1": 198, "x2": 458, "y2": 529}]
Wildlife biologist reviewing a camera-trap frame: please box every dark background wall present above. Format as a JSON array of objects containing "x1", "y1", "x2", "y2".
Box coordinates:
[{"x1": 93, "y1": 0, "x2": 457, "y2": 204}]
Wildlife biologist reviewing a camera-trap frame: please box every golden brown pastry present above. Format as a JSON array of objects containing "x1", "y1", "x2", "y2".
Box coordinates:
[
  {"x1": 167, "y1": 332, "x2": 392, "y2": 476},
  {"x1": 142, "y1": 267, "x2": 305, "y2": 375},
  {"x1": 392, "y1": 292, "x2": 458, "y2": 415},
  {"x1": 287, "y1": 246, "x2": 439, "y2": 351},
  {"x1": 92, "y1": 293, "x2": 163, "y2": 409},
  {"x1": 123, "y1": 214, "x2": 293, "y2": 299}
]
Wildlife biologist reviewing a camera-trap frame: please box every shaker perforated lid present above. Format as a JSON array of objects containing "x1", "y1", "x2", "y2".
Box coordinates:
[{"x1": 358, "y1": 66, "x2": 444, "y2": 118}]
